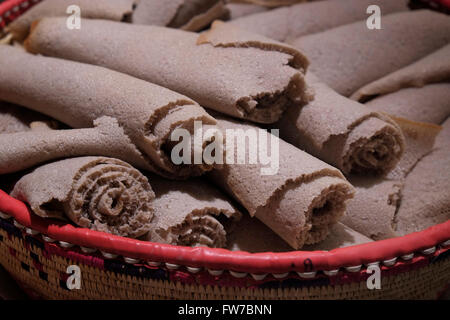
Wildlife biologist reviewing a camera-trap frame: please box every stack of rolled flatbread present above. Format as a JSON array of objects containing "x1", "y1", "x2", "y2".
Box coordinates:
[{"x1": 1, "y1": 0, "x2": 448, "y2": 253}]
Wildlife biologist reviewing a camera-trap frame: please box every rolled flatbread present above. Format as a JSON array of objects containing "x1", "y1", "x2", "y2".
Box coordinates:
[
  {"x1": 341, "y1": 118, "x2": 442, "y2": 240},
  {"x1": 133, "y1": 0, "x2": 229, "y2": 31},
  {"x1": 230, "y1": 0, "x2": 408, "y2": 42},
  {"x1": 0, "y1": 117, "x2": 154, "y2": 175},
  {"x1": 209, "y1": 116, "x2": 355, "y2": 249},
  {"x1": 11, "y1": 157, "x2": 155, "y2": 238},
  {"x1": 6, "y1": 0, "x2": 136, "y2": 41},
  {"x1": 0, "y1": 102, "x2": 56, "y2": 134},
  {"x1": 227, "y1": 2, "x2": 268, "y2": 20},
  {"x1": 0, "y1": 45, "x2": 218, "y2": 179},
  {"x1": 228, "y1": 215, "x2": 372, "y2": 253},
  {"x1": 146, "y1": 176, "x2": 241, "y2": 248},
  {"x1": 351, "y1": 44, "x2": 450, "y2": 102},
  {"x1": 277, "y1": 73, "x2": 405, "y2": 175},
  {"x1": 303, "y1": 222, "x2": 373, "y2": 252},
  {"x1": 25, "y1": 18, "x2": 309, "y2": 124},
  {"x1": 230, "y1": 0, "x2": 307, "y2": 7},
  {"x1": 291, "y1": 10, "x2": 450, "y2": 96},
  {"x1": 394, "y1": 120, "x2": 450, "y2": 236},
  {"x1": 364, "y1": 83, "x2": 450, "y2": 125},
  {"x1": 341, "y1": 176, "x2": 401, "y2": 240}
]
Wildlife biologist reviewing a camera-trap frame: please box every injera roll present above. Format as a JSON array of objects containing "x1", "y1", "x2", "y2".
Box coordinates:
[
  {"x1": 228, "y1": 215, "x2": 372, "y2": 253},
  {"x1": 230, "y1": 0, "x2": 309, "y2": 7},
  {"x1": 6, "y1": 0, "x2": 136, "y2": 41},
  {"x1": 0, "y1": 117, "x2": 153, "y2": 175},
  {"x1": 277, "y1": 73, "x2": 405, "y2": 175},
  {"x1": 25, "y1": 18, "x2": 309, "y2": 124},
  {"x1": 227, "y1": 2, "x2": 268, "y2": 20},
  {"x1": 291, "y1": 10, "x2": 450, "y2": 97},
  {"x1": 0, "y1": 45, "x2": 218, "y2": 179},
  {"x1": 230, "y1": 0, "x2": 408, "y2": 42},
  {"x1": 364, "y1": 83, "x2": 450, "y2": 125},
  {"x1": 11, "y1": 157, "x2": 155, "y2": 238},
  {"x1": 394, "y1": 119, "x2": 450, "y2": 236},
  {"x1": 133, "y1": 0, "x2": 229, "y2": 31},
  {"x1": 351, "y1": 44, "x2": 450, "y2": 102},
  {"x1": 341, "y1": 118, "x2": 442, "y2": 240},
  {"x1": 209, "y1": 116, "x2": 355, "y2": 249},
  {"x1": 145, "y1": 176, "x2": 241, "y2": 248}
]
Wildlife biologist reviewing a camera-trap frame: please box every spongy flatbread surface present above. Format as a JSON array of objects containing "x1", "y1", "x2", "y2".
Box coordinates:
[
  {"x1": 231, "y1": 0, "x2": 408, "y2": 42},
  {"x1": 292, "y1": 10, "x2": 450, "y2": 96}
]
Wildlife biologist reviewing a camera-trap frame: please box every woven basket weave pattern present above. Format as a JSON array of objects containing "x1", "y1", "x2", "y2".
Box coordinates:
[{"x1": 1, "y1": 214, "x2": 450, "y2": 299}]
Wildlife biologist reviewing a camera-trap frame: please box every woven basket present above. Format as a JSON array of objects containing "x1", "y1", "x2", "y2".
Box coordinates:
[{"x1": 1, "y1": 0, "x2": 450, "y2": 300}]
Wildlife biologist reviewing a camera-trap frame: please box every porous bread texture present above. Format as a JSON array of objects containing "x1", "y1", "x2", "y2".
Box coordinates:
[
  {"x1": 25, "y1": 17, "x2": 309, "y2": 124},
  {"x1": 0, "y1": 45, "x2": 217, "y2": 178},
  {"x1": 11, "y1": 157, "x2": 155, "y2": 238},
  {"x1": 7, "y1": 0, "x2": 136, "y2": 41},
  {"x1": 277, "y1": 73, "x2": 405, "y2": 176},
  {"x1": 352, "y1": 44, "x2": 450, "y2": 102},
  {"x1": 292, "y1": 10, "x2": 450, "y2": 96},
  {"x1": 209, "y1": 116, "x2": 354, "y2": 249},
  {"x1": 230, "y1": 0, "x2": 408, "y2": 42},
  {"x1": 146, "y1": 176, "x2": 241, "y2": 248}
]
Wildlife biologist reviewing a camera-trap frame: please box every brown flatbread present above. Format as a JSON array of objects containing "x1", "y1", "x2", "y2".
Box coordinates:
[
  {"x1": 231, "y1": 0, "x2": 408, "y2": 42},
  {"x1": 11, "y1": 157, "x2": 155, "y2": 238},
  {"x1": 6, "y1": 0, "x2": 136, "y2": 41},
  {"x1": 146, "y1": 176, "x2": 241, "y2": 248},
  {"x1": 394, "y1": 122, "x2": 450, "y2": 235},
  {"x1": 436, "y1": 117, "x2": 450, "y2": 147},
  {"x1": 291, "y1": 10, "x2": 450, "y2": 96},
  {"x1": 133, "y1": 0, "x2": 229, "y2": 31},
  {"x1": 0, "y1": 45, "x2": 218, "y2": 179},
  {"x1": 385, "y1": 117, "x2": 442, "y2": 180},
  {"x1": 341, "y1": 118, "x2": 442, "y2": 240},
  {"x1": 24, "y1": 18, "x2": 309, "y2": 124},
  {"x1": 352, "y1": 44, "x2": 450, "y2": 102},
  {"x1": 364, "y1": 84, "x2": 450, "y2": 125},
  {"x1": 277, "y1": 73, "x2": 405, "y2": 175},
  {"x1": 0, "y1": 102, "x2": 56, "y2": 134},
  {"x1": 231, "y1": 0, "x2": 307, "y2": 7},
  {"x1": 209, "y1": 116, "x2": 354, "y2": 249},
  {"x1": 227, "y1": 2, "x2": 268, "y2": 20},
  {"x1": 228, "y1": 215, "x2": 372, "y2": 253},
  {"x1": 341, "y1": 176, "x2": 402, "y2": 240},
  {"x1": 0, "y1": 117, "x2": 153, "y2": 175}
]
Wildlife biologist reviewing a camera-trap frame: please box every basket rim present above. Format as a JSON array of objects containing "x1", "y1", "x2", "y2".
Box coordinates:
[{"x1": 1, "y1": 190, "x2": 449, "y2": 274}]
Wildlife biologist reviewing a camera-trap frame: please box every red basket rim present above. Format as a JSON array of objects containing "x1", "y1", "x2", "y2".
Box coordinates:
[{"x1": 1, "y1": 190, "x2": 449, "y2": 274}]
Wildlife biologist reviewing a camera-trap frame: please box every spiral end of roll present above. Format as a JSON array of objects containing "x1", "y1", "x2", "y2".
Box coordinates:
[
  {"x1": 153, "y1": 210, "x2": 241, "y2": 248},
  {"x1": 66, "y1": 158, "x2": 155, "y2": 238},
  {"x1": 342, "y1": 117, "x2": 405, "y2": 176}
]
